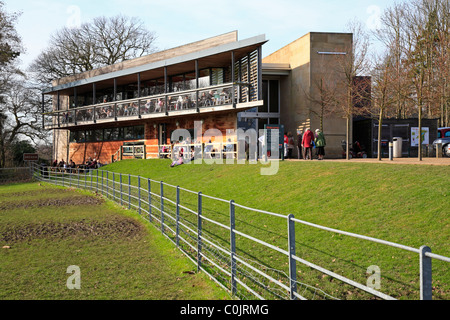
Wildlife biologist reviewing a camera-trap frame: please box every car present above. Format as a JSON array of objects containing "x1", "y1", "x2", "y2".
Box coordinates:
[
  {"x1": 432, "y1": 135, "x2": 450, "y2": 157},
  {"x1": 438, "y1": 127, "x2": 450, "y2": 139}
]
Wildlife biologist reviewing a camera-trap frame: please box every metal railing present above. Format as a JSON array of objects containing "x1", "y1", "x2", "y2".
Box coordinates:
[
  {"x1": 29, "y1": 163, "x2": 449, "y2": 300},
  {"x1": 44, "y1": 82, "x2": 250, "y2": 129},
  {"x1": 0, "y1": 167, "x2": 33, "y2": 184}
]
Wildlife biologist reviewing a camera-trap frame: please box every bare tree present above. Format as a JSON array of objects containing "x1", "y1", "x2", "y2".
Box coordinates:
[
  {"x1": 29, "y1": 14, "x2": 158, "y2": 86},
  {"x1": 0, "y1": 71, "x2": 49, "y2": 167},
  {"x1": 370, "y1": 51, "x2": 400, "y2": 160},
  {"x1": 0, "y1": 1, "x2": 22, "y2": 70},
  {"x1": 332, "y1": 19, "x2": 372, "y2": 160}
]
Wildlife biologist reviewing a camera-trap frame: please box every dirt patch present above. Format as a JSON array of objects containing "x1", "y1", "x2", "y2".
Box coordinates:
[
  {"x1": 0, "y1": 188, "x2": 73, "y2": 199},
  {"x1": 1, "y1": 217, "x2": 145, "y2": 242},
  {"x1": 0, "y1": 195, "x2": 104, "y2": 211}
]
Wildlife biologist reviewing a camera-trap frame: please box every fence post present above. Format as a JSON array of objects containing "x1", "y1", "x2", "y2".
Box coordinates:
[
  {"x1": 120, "y1": 173, "x2": 123, "y2": 206},
  {"x1": 138, "y1": 176, "x2": 141, "y2": 215},
  {"x1": 160, "y1": 181, "x2": 164, "y2": 234},
  {"x1": 148, "y1": 178, "x2": 152, "y2": 222},
  {"x1": 128, "y1": 174, "x2": 131, "y2": 210},
  {"x1": 197, "y1": 192, "x2": 202, "y2": 272},
  {"x1": 112, "y1": 172, "x2": 115, "y2": 200},
  {"x1": 288, "y1": 214, "x2": 297, "y2": 300},
  {"x1": 62, "y1": 170, "x2": 64, "y2": 187},
  {"x1": 176, "y1": 186, "x2": 180, "y2": 247},
  {"x1": 90, "y1": 170, "x2": 93, "y2": 191},
  {"x1": 96, "y1": 170, "x2": 99, "y2": 192},
  {"x1": 420, "y1": 245, "x2": 432, "y2": 300},
  {"x1": 101, "y1": 170, "x2": 104, "y2": 196},
  {"x1": 230, "y1": 200, "x2": 237, "y2": 296}
]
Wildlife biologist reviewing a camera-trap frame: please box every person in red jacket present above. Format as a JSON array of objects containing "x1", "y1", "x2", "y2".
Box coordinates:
[{"x1": 302, "y1": 128, "x2": 315, "y2": 160}]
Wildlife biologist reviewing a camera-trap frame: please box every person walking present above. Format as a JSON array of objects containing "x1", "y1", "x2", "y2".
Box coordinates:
[
  {"x1": 302, "y1": 128, "x2": 315, "y2": 160},
  {"x1": 315, "y1": 129, "x2": 326, "y2": 160},
  {"x1": 296, "y1": 130, "x2": 303, "y2": 159},
  {"x1": 287, "y1": 132, "x2": 294, "y2": 159}
]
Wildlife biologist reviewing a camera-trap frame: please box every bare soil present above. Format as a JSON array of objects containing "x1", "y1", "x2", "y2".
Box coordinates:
[
  {"x1": 1, "y1": 216, "x2": 145, "y2": 242},
  {"x1": 0, "y1": 195, "x2": 104, "y2": 211}
]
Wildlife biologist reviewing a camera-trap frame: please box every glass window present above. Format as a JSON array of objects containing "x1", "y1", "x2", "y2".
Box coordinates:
[
  {"x1": 124, "y1": 127, "x2": 134, "y2": 140},
  {"x1": 135, "y1": 126, "x2": 145, "y2": 140},
  {"x1": 260, "y1": 80, "x2": 269, "y2": 113},
  {"x1": 104, "y1": 128, "x2": 119, "y2": 141},
  {"x1": 269, "y1": 80, "x2": 279, "y2": 113}
]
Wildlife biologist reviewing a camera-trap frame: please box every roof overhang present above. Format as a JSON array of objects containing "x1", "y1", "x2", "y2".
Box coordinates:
[
  {"x1": 43, "y1": 34, "x2": 267, "y2": 95},
  {"x1": 262, "y1": 63, "x2": 291, "y2": 76}
]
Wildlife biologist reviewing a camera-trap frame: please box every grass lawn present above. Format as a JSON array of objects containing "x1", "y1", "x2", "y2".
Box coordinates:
[
  {"x1": 0, "y1": 182, "x2": 230, "y2": 300},
  {"x1": 98, "y1": 159, "x2": 449, "y2": 300}
]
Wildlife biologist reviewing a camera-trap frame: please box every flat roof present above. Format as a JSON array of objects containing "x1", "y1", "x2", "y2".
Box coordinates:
[{"x1": 43, "y1": 34, "x2": 267, "y2": 95}]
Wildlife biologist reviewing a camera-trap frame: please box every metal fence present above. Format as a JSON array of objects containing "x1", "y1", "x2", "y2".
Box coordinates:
[
  {"x1": 29, "y1": 163, "x2": 449, "y2": 300},
  {"x1": 0, "y1": 167, "x2": 32, "y2": 184}
]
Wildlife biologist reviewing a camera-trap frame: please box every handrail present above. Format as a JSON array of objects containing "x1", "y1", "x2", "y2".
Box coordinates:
[{"x1": 43, "y1": 82, "x2": 248, "y2": 116}]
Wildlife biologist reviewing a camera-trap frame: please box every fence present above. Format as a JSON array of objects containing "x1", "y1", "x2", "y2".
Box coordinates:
[
  {"x1": 29, "y1": 163, "x2": 449, "y2": 300},
  {"x1": 0, "y1": 167, "x2": 32, "y2": 184}
]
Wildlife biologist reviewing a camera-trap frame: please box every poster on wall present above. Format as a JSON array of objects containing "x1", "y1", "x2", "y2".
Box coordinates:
[{"x1": 411, "y1": 127, "x2": 429, "y2": 146}]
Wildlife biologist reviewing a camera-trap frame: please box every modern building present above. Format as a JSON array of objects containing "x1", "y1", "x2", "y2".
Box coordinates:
[{"x1": 43, "y1": 31, "x2": 354, "y2": 164}]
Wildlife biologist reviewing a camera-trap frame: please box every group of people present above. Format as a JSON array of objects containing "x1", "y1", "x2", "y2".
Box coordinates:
[
  {"x1": 284, "y1": 128, "x2": 326, "y2": 160},
  {"x1": 51, "y1": 157, "x2": 103, "y2": 172}
]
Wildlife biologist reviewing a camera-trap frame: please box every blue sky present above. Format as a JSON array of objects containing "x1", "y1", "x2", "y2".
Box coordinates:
[{"x1": 5, "y1": 0, "x2": 398, "y2": 69}]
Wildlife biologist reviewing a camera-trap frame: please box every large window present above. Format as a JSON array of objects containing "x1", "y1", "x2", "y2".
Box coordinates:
[{"x1": 70, "y1": 125, "x2": 145, "y2": 143}]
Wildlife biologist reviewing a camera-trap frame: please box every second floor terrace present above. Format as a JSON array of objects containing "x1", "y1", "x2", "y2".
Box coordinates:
[{"x1": 42, "y1": 32, "x2": 267, "y2": 130}]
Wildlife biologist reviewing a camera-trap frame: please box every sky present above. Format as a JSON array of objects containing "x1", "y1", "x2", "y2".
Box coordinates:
[{"x1": 5, "y1": 0, "x2": 398, "y2": 70}]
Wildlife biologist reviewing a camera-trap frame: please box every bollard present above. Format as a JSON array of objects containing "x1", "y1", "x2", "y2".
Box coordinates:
[{"x1": 389, "y1": 142, "x2": 393, "y2": 161}]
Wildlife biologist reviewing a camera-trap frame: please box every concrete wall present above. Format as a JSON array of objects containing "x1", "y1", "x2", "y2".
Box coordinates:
[{"x1": 263, "y1": 32, "x2": 353, "y2": 158}]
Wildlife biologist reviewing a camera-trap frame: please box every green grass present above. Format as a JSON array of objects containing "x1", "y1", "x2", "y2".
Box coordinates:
[
  {"x1": 98, "y1": 159, "x2": 449, "y2": 300},
  {"x1": 0, "y1": 182, "x2": 230, "y2": 300}
]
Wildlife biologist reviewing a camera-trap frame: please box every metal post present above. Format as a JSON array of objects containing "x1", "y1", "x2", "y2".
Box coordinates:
[
  {"x1": 160, "y1": 181, "x2": 164, "y2": 233},
  {"x1": 389, "y1": 142, "x2": 393, "y2": 161},
  {"x1": 138, "y1": 176, "x2": 141, "y2": 215},
  {"x1": 420, "y1": 245, "x2": 432, "y2": 300},
  {"x1": 230, "y1": 200, "x2": 237, "y2": 296},
  {"x1": 112, "y1": 172, "x2": 115, "y2": 200},
  {"x1": 120, "y1": 173, "x2": 123, "y2": 206},
  {"x1": 105, "y1": 171, "x2": 108, "y2": 196},
  {"x1": 288, "y1": 214, "x2": 297, "y2": 300},
  {"x1": 148, "y1": 178, "x2": 152, "y2": 222},
  {"x1": 90, "y1": 170, "x2": 93, "y2": 191},
  {"x1": 197, "y1": 192, "x2": 202, "y2": 272},
  {"x1": 231, "y1": 51, "x2": 236, "y2": 108},
  {"x1": 62, "y1": 170, "x2": 64, "y2": 187},
  {"x1": 195, "y1": 59, "x2": 199, "y2": 111},
  {"x1": 128, "y1": 174, "x2": 131, "y2": 209},
  {"x1": 93, "y1": 83, "x2": 97, "y2": 123},
  {"x1": 176, "y1": 186, "x2": 180, "y2": 247},
  {"x1": 101, "y1": 170, "x2": 104, "y2": 196},
  {"x1": 96, "y1": 170, "x2": 99, "y2": 192}
]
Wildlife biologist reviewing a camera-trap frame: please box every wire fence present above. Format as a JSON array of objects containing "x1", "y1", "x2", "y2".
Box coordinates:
[
  {"x1": 23, "y1": 164, "x2": 450, "y2": 300},
  {"x1": 0, "y1": 167, "x2": 33, "y2": 184}
]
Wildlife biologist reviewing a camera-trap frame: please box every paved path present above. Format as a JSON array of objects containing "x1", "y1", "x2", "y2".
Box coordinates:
[{"x1": 287, "y1": 157, "x2": 450, "y2": 166}]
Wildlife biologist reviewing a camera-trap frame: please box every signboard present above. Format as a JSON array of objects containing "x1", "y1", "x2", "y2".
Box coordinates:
[
  {"x1": 411, "y1": 127, "x2": 429, "y2": 147},
  {"x1": 264, "y1": 124, "x2": 284, "y2": 159},
  {"x1": 23, "y1": 153, "x2": 39, "y2": 161}
]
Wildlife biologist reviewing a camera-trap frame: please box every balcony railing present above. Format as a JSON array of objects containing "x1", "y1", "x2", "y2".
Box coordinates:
[{"x1": 44, "y1": 82, "x2": 252, "y2": 129}]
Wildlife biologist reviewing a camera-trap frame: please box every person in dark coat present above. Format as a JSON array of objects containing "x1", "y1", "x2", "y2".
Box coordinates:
[{"x1": 297, "y1": 130, "x2": 303, "y2": 159}]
